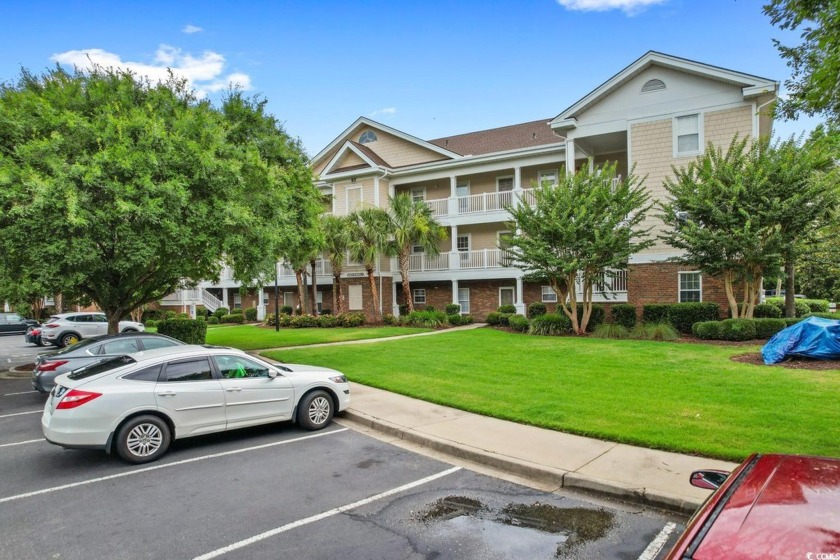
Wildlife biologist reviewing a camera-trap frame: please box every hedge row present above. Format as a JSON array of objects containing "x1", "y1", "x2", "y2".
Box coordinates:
[
  {"x1": 387, "y1": 310, "x2": 474, "y2": 328},
  {"x1": 692, "y1": 317, "x2": 802, "y2": 341},
  {"x1": 264, "y1": 312, "x2": 366, "y2": 328},
  {"x1": 641, "y1": 302, "x2": 720, "y2": 334},
  {"x1": 156, "y1": 319, "x2": 207, "y2": 344}
]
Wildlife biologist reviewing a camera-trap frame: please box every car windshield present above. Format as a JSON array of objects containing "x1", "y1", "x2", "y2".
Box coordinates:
[
  {"x1": 51, "y1": 337, "x2": 102, "y2": 356},
  {"x1": 68, "y1": 355, "x2": 137, "y2": 380}
]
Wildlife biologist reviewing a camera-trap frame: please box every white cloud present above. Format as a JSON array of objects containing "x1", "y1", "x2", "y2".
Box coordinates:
[
  {"x1": 556, "y1": 0, "x2": 667, "y2": 15},
  {"x1": 369, "y1": 107, "x2": 397, "y2": 117},
  {"x1": 50, "y1": 45, "x2": 251, "y2": 98},
  {"x1": 182, "y1": 24, "x2": 203, "y2": 34}
]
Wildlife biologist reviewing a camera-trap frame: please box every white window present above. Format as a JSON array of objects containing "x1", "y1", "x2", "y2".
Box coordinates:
[
  {"x1": 316, "y1": 291, "x2": 323, "y2": 313},
  {"x1": 499, "y1": 287, "x2": 516, "y2": 307},
  {"x1": 411, "y1": 187, "x2": 425, "y2": 203},
  {"x1": 411, "y1": 243, "x2": 425, "y2": 254},
  {"x1": 233, "y1": 293, "x2": 242, "y2": 310},
  {"x1": 538, "y1": 169, "x2": 558, "y2": 187},
  {"x1": 674, "y1": 114, "x2": 702, "y2": 156},
  {"x1": 679, "y1": 272, "x2": 702, "y2": 302},
  {"x1": 458, "y1": 288, "x2": 470, "y2": 314},
  {"x1": 348, "y1": 285, "x2": 363, "y2": 310},
  {"x1": 456, "y1": 235, "x2": 470, "y2": 252},
  {"x1": 346, "y1": 186, "x2": 362, "y2": 214},
  {"x1": 359, "y1": 130, "x2": 377, "y2": 144},
  {"x1": 541, "y1": 286, "x2": 557, "y2": 303},
  {"x1": 262, "y1": 292, "x2": 269, "y2": 306},
  {"x1": 283, "y1": 292, "x2": 295, "y2": 308},
  {"x1": 496, "y1": 176, "x2": 514, "y2": 192},
  {"x1": 413, "y1": 288, "x2": 426, "y2": 304}
]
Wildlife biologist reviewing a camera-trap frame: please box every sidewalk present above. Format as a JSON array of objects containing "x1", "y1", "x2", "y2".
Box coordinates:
[{"x1": 338, "y1": 384, "x2": 735, "y2": 515}]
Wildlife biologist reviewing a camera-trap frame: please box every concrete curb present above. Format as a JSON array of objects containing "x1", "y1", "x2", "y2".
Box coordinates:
[
  {"x1": 0, "y1": 364, "x2": 33, "y2": 379},
  {"x1": 343, "y1": 409, "x2": 702, "y2": 516}
]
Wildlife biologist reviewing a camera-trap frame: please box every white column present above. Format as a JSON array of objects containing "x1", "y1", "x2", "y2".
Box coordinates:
[
  {"x1": 452, "y1": 279, "x2": 459, "y2": 307},
  {"x1": 448, "y1": 175, "x2": 458, "y2": 215},
  {"x1": 450, "y1": 225, "x2": 459, "y2": 270},
  {"x1": 257, "y1": 287, "x2": 266, "y2": 320},
  {"x1": 565, "y1": 139, "x2": 576, "y2": 175},
  {"x1": 513, "y1": 166, "x2": 522, "y2": 190},
  {"x1": 515, "y1": 275, "x2": 525, "y2": 315},
  {"x1": 392, "y1": 280, "x2": 399, "y2": 315},
  {"x1": 222, "y1": 289, "x2": 229, "y2": 310}
]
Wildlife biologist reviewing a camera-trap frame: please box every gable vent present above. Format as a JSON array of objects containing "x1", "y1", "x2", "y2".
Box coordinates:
[{"x1": 641, "y1": 79, "x2": 666, "y2": 93}]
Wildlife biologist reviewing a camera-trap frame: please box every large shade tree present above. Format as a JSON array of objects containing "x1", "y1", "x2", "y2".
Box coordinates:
[
  {"x1": 507, "y1": 163, "x2": 653, "y2": 334},
  {"x1": 348, "y1": 207, "x2": 390, "y2": 323},
  {"x1": 0, "y1": 66, "x2": 318, "y2": 333},
  {"x1": 385, "y1": 193, "x2": 448, "y2": 313}
]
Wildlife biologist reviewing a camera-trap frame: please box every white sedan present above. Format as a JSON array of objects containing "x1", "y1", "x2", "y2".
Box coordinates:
[{"x1": 42, "y1": 345, "x2": 350, "y2": 463}]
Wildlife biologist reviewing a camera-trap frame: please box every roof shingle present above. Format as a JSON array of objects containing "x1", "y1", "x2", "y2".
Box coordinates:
[{"x1": 427, "y1": 119, "x2": 563, "y2": 156}]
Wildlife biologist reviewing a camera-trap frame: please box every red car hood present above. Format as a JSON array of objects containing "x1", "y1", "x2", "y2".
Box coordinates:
[{"x1": 694, "y1": 454, "x2": 840, "y2": 559}]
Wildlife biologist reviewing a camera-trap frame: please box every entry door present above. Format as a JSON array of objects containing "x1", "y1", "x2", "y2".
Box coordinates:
[
  {"x1": 154, "y1": 357, "x2": 226, "y2": 437},
  {"x1": 213, "y1": 355, "x2": 294, "y2": 429},
  {"x1": 456, "y1": 183, "x2": 470, "y2": 213}
]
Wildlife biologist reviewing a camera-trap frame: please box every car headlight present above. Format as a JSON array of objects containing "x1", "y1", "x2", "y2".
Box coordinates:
[{"x1": 328, "y1": 375, "x2": 347, "y2": 384}]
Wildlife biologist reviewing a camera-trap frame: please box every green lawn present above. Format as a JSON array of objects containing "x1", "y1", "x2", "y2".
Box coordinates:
[
  {"x1": 263, "y1": 328, "x2": 840, "y2": 461},
  {"x1": 203, "y1": 325, "x2": 432, "y2": 350}
]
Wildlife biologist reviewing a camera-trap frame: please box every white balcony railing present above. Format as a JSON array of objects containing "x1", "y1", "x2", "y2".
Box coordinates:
[
  {"x1": 406, "y1": 250, "x2": 510, "y2": 272},
  {"x1": 422, "y1": 189, "x2": 536, "y2": 218},
  {"x1": 407, "y1": 253, "x2": 450, "y2": 272},
  {"x1": 280, "y1": 260, "x2": 333, "y2": 278}
]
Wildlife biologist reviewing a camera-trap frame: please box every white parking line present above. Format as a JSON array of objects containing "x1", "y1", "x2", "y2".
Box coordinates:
[
  {"x1": 0, "y1": 410, "x2": 41, "y2": 419},
  {"x1": 4, "y1": 391, "x2": 38, "y2": 396},
  {"x1": 193, "y1": 466, "x2": 462, "y2": 560},
  {"x1": 0, "y1": 428, "x2": 348, "y2": 504},
  {"x1": 0, "y1": 439, "x2": 43, "y2": 448},
  {"x1": 638, "y1": 522, "x2": 677, "y2": 560}
]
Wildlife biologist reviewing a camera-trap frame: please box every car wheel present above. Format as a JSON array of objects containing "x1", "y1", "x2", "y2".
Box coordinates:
[
  {"x1": 115, "y1": 415, "x2": 171, "y2": 464},
  {"x1": 60, "y1": 333, "x2": 80, "y2": 347},
  {"x1": 121, "y1": 328, "x2": 137, "y2": 333},
  {"x1": 35, "y1": 337, "x2": 44, "y2": 347},
  {"x1": 297, "y1": 390, "x2": 334, "y2": 430}
]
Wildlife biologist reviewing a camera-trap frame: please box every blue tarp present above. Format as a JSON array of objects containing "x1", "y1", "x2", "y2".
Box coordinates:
[{"x1": 762, "y1": 316, "x2": 840, "y2": 365}]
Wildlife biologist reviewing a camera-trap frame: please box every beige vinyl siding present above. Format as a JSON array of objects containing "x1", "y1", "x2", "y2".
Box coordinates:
[
  {"x1": 520, "y1": 163, "x2": 564, "y2": 189},
  {"x1": 394, "y1": 179, "x2": 450, "y2": 202},
  {"x1": 456, "y1": 223, "x2": 508, "y2": 251},
  {"x1": 362, "y1": 182, "x2": 375, "y2": 209},
  {"x1": 703, "y1": 105, "x2": 754, "y2": 148},
  {"x1": 379, "y1": 178, "x2": 390, "y2": 209},
  {"x1": 334, "y1": 150, "x2": 366, "y2": 169},
  {"x1": 593, "y1": 152, "x2": 628, "y2": 179},
  {"x1": 334, "y1": 180, "x2": 370, "y2": 216},
  {"x1": 355, "y1": 129, "x2": 449, "y2": 168}
]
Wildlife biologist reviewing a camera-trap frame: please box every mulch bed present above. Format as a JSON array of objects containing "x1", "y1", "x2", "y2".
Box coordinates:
[{"x1": 730, "y1": 352, "x2": 840, "y2": 370}]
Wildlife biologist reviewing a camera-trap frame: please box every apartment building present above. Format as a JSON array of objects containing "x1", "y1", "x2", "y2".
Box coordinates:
[{"x1": 177, "y1": 51, "x2": 776, "y2": 321}]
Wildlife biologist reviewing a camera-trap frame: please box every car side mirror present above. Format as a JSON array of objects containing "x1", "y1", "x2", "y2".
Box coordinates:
[
  {"x1": 690, "y1": 469, "x2": 730, "y2": 490},
  {"x1": 268, "y1": 369, "x2": 278, "y2": 379}
]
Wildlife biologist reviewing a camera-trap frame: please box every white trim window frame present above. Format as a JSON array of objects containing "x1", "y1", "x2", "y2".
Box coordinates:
[
  {"x1": 413, "y1": 288, "x2": 426, "y2": 305},
  {"x1": 673, "y1": 113, "x2": 703, "y2": 158},
  {"x1": 346, "y1": 185, "x2": 363, "y2": 214},
  {"x1": 499, "y1": 286, "x2": 516, "y2": 307},
  {"x1": 233, "y1": 293, "x2": 242, "y2": 310},
  {"x1": 411, "y1": 187, "x2": 426, "y2": 203},
  {"x1": 541, "y1": 285, "x2": 557, "y2": 303},
  {"x1": 496, "y1": 176, "x2": 514, "y2": 192},
  {"x1": 458, "y1": 287, "x2": 470, "y2": 314},
  {"x1": 537, "y1": 169, "x2": 559, "y2": 187},
  {"x1": 678, "y1": 271, "x2": 702, "y2": 303},
  {"x1": 283, "y1": 292, "x2": 295, "y2": 308}
]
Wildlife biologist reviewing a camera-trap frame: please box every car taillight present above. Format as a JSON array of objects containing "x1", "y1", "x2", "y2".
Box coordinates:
[
  {"x1": 45, "y1": 323, "x2": 60, "y2": 328},
  {"x1": 30, "y1": 329, "x2": 41, "y2": 335},
  {"x1": 56, "y1": 389, "x2": 102, "y2": 409},
  {"x1": 36, "y1": 360, "x2": 69, "y2": 372}
]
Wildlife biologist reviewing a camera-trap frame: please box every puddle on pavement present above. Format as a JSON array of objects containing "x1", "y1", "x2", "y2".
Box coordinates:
[{"x1": 420, "y1": 496, "x2": 615, "y2": 558}]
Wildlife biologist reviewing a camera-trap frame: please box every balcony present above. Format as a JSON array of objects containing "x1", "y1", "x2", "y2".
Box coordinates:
[
  {"x1": 407, "y1": 250, "x2": 510, "y2": 272},
  {"x1": 279, "y1": 260, "x2": 333, "y2": 278},
  {"x1": 425, "y1": 190, "x2": 533, "y2": 219}
]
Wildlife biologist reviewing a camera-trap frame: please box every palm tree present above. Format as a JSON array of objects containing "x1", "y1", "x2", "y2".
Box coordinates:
[
  {"x1": 322, "y1": 214, "x2": 351, "y2": 314},
  {"x1": 386, "y1": 193, "x2": 448, "y2": 313},
  {"x1": 348, "y1": 207, "x2": 390, "y2": 323}
]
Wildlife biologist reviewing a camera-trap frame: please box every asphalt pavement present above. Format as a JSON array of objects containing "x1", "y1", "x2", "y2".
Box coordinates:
[{"x1": 0, "y1": 333, "x2": 45, "y2": 370}]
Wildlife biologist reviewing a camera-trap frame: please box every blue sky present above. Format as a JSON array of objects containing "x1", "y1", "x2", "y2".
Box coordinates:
[{"x1": 0, "y1": 0, "x2": 821, "y2": 156}]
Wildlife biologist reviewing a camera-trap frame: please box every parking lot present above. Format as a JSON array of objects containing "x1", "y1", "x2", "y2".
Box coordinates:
[
  {"x1": 0, "y1": 332, "x2": 44, "y2": 370},
  {"x1": 1, "y1": 377, "x2": 686, "y2": 559}
]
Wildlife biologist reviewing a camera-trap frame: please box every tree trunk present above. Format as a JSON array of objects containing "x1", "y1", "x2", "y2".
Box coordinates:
[
  {"x1": 295, "y1": 269, "x2": 306, "y2": 315},
  {"x1": 400, "y1": 252, "x2": 413, "y2": 313},
  {"x1": 579, "y1": 272, "x2": 593, "y2": 334},
  {"x1": 29, "y1": 297, "x2": 44, "y2": 321},
  {"x1": 332, "y1": 274, "x2": 339, "y2": 315},
  {"x1": 366, "y1": 266, "x2": 380, "y2": 323},
  {"x1": 309, "y1": 259, "x2": 318, "y2": 316},
  {"x1": 130, "y1": 305, "x2": 145, "y2": 323},
  {"x1": 723, "y1": 270, "x2": 739, "y2": 318},
  {"x1": 784, "y1": 258, "x2": 796, "y2": 318},
  {"x1": 105, "y1": 309, "x2": 123, "y2": 335},
  {"x1": 55, "y1": 293, "x2": 64, "y2": 313}
]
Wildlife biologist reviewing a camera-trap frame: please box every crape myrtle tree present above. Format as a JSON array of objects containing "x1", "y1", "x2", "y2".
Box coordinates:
[
  {"x1": 0, "y1": 66, "x2": 319, "y2": 334},
  {"x1": 506, "y1": 163, "x2": 653, "y2": 334},
  {"x1": 385, "y1": 193, "x2": 448, "y2": 313}
]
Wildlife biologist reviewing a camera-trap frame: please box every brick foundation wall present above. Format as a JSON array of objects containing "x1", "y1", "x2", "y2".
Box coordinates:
[
  {"x1": 628, "y1": 263, "x2": 727, "y2": 318},
  {"x1": 340, "y1": 276, "x2": 393, "y2": 323}
]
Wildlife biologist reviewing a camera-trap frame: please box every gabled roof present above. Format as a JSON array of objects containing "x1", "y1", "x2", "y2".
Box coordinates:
[
  {"x1": 310, "y1": 116, "x2": 461, "y2": 169},
  {"x1": 320, "y1": 141, "x2": 387, "y2": 176},
  {"x1": 550, "y1": 51, "x2": 778, "y2": 129},
  {"x1": 427, "y1": 119, "x2": 562, "y2": 156}
]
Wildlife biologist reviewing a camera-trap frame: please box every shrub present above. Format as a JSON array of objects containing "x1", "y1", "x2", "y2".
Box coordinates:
[
  {"x1": 213, "y1": 307, "x2": 229, "y2": 319},
  {"x1": 529, "y1": 313, "x2": 571, "y2": 336},
  {"x1": 575, "y1": 304, "x2": 605, "y2": 332},
  {"x1": 803, "y1": 312, "x2": 840, "y2": 320},
  {"x1": 498, "y1": 304, "x2": 516, "y2": 314},
  {"x1": 668, "y1": 302, "x2": 720, "y2": 334},
  {"x1": 144, "y1": 319, "x2": 158, "y2": 328},
  {"x1": 527, "y1": 302, "x2": 547, "y2": 319},
  {"x1": 280, "y1": 305, "x2": 293, "y2": 315},
  {"x1": 425, "y1": 305, "x2": 436, "y2": 312},
  {"x1": 206, "y1": 316, "x2": 219, "y2": 325},
  {"x1": 785, "y1": 317, "x2": 803, "y2": 327},
  {"x1": 445, "y1": 304, "x2": 461, "y2": 315},
  {"x1": 486, "y1": 312, "x2": 502, "y2": 326},
  {"x1": 398, "y1": 304, "x2": 409, "y2": 316},
  {"x1": 383, "y1": 314, "x2": 398, "y2": 326},
  {"x1": 795, "y1": 301, "x2": 811, "y2": 317},
  {"x1": 642, "y1": 304, "x2": 671, "y2": 325},
  {"x1": 402, "y1": 310, "x2": 447, "y2": 328},
  {"x1": 804, "y1": 299, "x2": 830, "y2": 313},
  {"x1": 336, "y1": 312, "x2": 365, "y2": 327},
  {"x1": 508, "y1": 314, "x2": 530, "y2": 332},
  {"x1": 157, "y1": 319, "x2": 207, "y2": 345},
  {"x1": 195, "y1": 315, "x2": 206, "y2": 322},
  {"x1": 243, "y1": 307, "x2": 258, "y2": 322},
  {"x1": 463, "y1": 315, "x2": 474, "y2": 324},
  {"x1": 221, "y1": 313, "x2": 245, "y2": 324},
  {"x1": 611, "y1": 304, "x2": 637, "y2": 329},
  {"x1": 141, "y1": 309, "x2": 165, "y2": 322},
  {"x1": 592, "y1": 323, "x2": 629, "y2": 339},
  {"x1": 278, "y1": 313, "x2": 293, "y2": 327},
  {"x1": 321, "y1": 308, "x2": 332, "y2": 315},
  {"x1": 720, "y1": 318, "x2": 757, "y2": 341},
  {"x1": 317, "y1": 315, "x2": 338, "y2": 328},
  {"x1": 631, "y1": 322, "x2": 679, "y2": 341},
  {"x1": 754, "y1": 318, "x2": 787, "y2": 339},
  {"x1": 289, "y1": 315, "x2": 317, "y2": 328},
  {"x1": 692, "y1": 321, "x2": 722, "y2": 340},
  {"x1": 765, "y1": 297, "x2": 828, "y2": 316},
  {"x1": 754, "y1": 303, "x2": 783, "y2": 318},
  {"x1": 447, "y1": 313, "x2": 464, "y2": 326},
  {"x1": 498, "y1": 312, "x2": 515, "y2": 327}
]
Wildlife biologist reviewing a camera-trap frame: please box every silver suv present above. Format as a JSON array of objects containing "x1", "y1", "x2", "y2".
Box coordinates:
[{"x1": 41, "y1": 312, "x2": 145, "y2": 347}]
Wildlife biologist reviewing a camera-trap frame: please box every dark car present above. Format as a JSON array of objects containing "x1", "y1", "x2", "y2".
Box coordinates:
[
  {"x1": 32, "y1": 332, "x2": 185, "y2": 393},
  {"x1": 0, "y1": 312, "x2": 39, "y2": 335},
  {"x1": 25, "y1": 325, "x2": 46, "y2": 346},
  {"x1": 665, "y1": 453, "x2": 840, "y2": 559}
]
